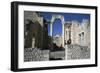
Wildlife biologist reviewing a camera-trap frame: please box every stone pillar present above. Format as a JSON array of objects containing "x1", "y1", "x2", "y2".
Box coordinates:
[
  {"x1": 50, "y1": 22, "x2": 53, "y2": 36},
  {"x1": 61, "y1": 16, "x2": 65, "y2": 47},
  {"x1": 50, "y1": 16, "x2": 54, "y2": 36},
  {"x1": 32, "y1": 37, "x2": 35, "y2": 48}
]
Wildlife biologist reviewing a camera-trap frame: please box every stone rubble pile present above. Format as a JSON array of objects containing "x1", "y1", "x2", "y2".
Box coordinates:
[{"x1": 67, "y1": 44, "x2": 90, "y2": 60}]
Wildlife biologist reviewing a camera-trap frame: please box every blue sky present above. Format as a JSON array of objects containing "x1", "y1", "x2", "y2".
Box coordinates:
[{"x1": 40, "y1": 12, "x2": 90, "y2": 36}]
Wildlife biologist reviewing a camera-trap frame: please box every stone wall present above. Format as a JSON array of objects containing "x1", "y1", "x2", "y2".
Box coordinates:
[
  {"x1": 24, "y1": 48, "x2": 50, "y2": 62},
  {"x1": 67, "y1": 44, "x2": 90, "y2": 60},
  {"x1": 64, "y1": 20, "x2": 90, "y2": 48},
  {"x1": 24, "y1": 11, "x2": 48, "y2": 49}
]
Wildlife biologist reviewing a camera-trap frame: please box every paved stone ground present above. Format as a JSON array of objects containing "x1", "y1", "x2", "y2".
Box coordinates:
[
  {"x1": 24, "y1": 48, "x2": 50, "y2": 62},
  {"x1": 50, "y1": 51, "x2": 65, "y2": 60},
  {"x1": 24, "y1": 44, "x2": 89, "y2": 62},
  {"x1": 67, "y1": 44, "x2": 90, "y2": 60},
  {"x1": 24, "y1": 48, "x2": 65, "y2": 62}
]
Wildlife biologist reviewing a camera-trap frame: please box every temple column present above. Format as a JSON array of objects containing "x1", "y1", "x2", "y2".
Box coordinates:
[
  {"x1": 61, "y1": 16, "x2": 65, "y2": 47},
  {"x1": 50, "y1": 16, "x2": 54, "y2": 37},
  {"x1": 62, "y1": 23, "x2": 64, "y2": 47},
  {"x1": 50, "y1": 23, "x2": 53, "y2": 36}
]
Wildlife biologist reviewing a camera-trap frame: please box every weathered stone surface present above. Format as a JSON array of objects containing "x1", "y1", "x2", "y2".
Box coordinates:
[
  {"x1": 50, "y1": 51, "x2": 65, "y2": 60},
  {"x1": 24, "y1": 48, "x2": 50, "y2": 62},
  {"x1": 67, "y1": 45, "x2": 90, "y2": 60}
]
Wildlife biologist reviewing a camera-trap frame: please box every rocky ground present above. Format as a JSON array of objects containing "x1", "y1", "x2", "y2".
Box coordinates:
[
  {"x1": 67, "y1": 44, "x2": 90, "y2": 60},
  {"x1": 24, "y1": 44, "x2": 90, "y2": 62},
  {"x1": 24, "y1": 48, "x2": 50, "y2": 62}
]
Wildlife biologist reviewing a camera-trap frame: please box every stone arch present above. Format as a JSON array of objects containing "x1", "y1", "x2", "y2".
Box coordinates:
[{"x1": 50, "y1": 15, "x2": 65, "y2": 47}]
